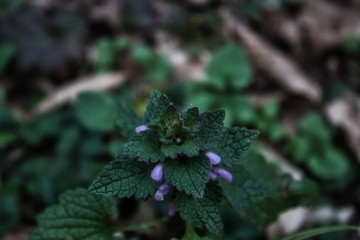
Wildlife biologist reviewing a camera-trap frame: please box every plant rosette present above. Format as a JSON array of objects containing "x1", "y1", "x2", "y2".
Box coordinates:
[{"x1": 89, "y1": 91, "x2": 259, "y2": 235}]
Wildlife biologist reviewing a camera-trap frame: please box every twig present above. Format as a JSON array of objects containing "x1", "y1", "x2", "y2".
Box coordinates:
[{"x1": 219, "y1": 9, "x2": 322, "y2": 103}]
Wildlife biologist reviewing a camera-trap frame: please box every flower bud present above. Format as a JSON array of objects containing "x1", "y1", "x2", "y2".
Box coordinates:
[
  {"x1": 151, "y1": 164, "x2": 163, "y2": 182},
  {"x1": 154, "y1": 190, "x2": 164, "y2": 201},
  {"x1": 216, "y1": 168, "x2": 232, "y2": 182},
  {"x1": 206, "y1": 152, "x2": 221, "y2": 165},
  {"x1": 135, "y1": 125, "x2": 149, "y2": 133},
  {"x1": 158, "y1": 182, "x2": 171, "y2": 194},
  {"x1": 208, "y1": 172, "x2": 218, "y2": 180},
  {"x1": 168, "y1": 202, "x2": 176, "y2": 217}
]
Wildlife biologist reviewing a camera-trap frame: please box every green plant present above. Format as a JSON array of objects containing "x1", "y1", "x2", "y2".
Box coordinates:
[
  {"x1": 287, "y1": 113, "x2": 353, "y2": 188},
  {"x1": 186, "y1": 44, "x2": 255, "y2": 127},
  {"x1": 29, "y1": 91, "x2": 322, "y2": 239},
  {"x1": 185, "y1": 44, "x2": 284, "y2": 142}
]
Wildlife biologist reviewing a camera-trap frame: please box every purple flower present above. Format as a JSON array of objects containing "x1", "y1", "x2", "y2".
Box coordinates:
[
  {"x1": 214, "y1": 168, "x2": 232, "y2": 182},
  {"x1": 135, "y1": 125, "x2": 149, "y2": 133},
  {"x1": 151, "y1": 163, "x2": 163, "y2": 182},
  {"x1": 168, "y1": 202, "x2": 176, "y2": 217},
  {"x1": 158, "y1": 182, "x2": 171, "y2": 194},
  {"x1": 155, "y1": 190, "x2": 164, "y2": 201},
  {"x1": 154, "y1": 182, "x2": 172, "y2": 201},
  {"x1": 208, "y1": 172, "x2": 218, "y2": 180},
  {"x1": 206, "y1": 152, "x2": 221, "y2": 165}
]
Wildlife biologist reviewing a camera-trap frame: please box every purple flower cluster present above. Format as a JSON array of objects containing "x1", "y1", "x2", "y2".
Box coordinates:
[
  {"x1": 135, "y1": 125, "x2": 233, "y2": 217},
  {"x1": 151, "y1": 163, "x2": 172, "y2": 201},
  {"x1": 206, "y1": 152, "x2": 232, "y2": 182},
  {"x1": 150, "y1": 164, "x2": 175, "y2": 216}
]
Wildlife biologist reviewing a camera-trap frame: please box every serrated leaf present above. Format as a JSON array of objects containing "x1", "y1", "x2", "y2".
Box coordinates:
[
  {"x1": 175, "y1": 183, "x2": 223, "y2": 234},
  {"x1": 199, "y1": 110, "x2": 225, "y2": 149},
  {"x1": 89, "y1": 158, "x2": 157, "y2": 199},
  {"x1": 163, "y1": 155, "x2": 210, "y2": 197},
  {"x1": 144, "y1": 91, "x2": 171, "y2": 124},
  {"x1": 214, "y1": 127, "x2": 259, "y2": 166},
  {"x1": 219, "y1": 164, "x2": 268, "y2": 210},
  {"x1": 160, "y1": 105, "x2": 181, "y2": 131},
  {"x1": 183, "y1": 107, "x2": 200, "y2": 132},
  {"x1": 161, "y1": 137, "x2": 200, "y2": 159},
  {"x1": 75, "y1": 92, "x2": 117, "y2": 132},
  {"x1": 121, "y1": 130, "x2": 165, "y2": 163},
  {"x1": 29, "y1": 188, "x2": 117, "y2": 240},
  {"x1": 207, "y1": 44, "x2": 252, "y2": 90}
]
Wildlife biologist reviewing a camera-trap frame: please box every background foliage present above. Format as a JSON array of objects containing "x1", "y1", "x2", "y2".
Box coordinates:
[{"x1": 1, "y1": 0, "x2": 360, "y2": 239}]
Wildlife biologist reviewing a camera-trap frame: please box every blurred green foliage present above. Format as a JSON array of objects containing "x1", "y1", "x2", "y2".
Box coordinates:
[
  {"x1": 131, "y1": 44, "x2": 171, "y2": 82},
  {"x1": 75, "y1": 92, "x2": 118, "y2": 132},
  {"x1": 0, "y1": 1, "x2": 359, "y2": 236},
  {"x1": 0, "y1": 88, "x2": 141, "y2": 234},
  {"x1": 287, "y1": 113, "x2": 353, "y2": 188},
  {"x1": 0, "y1": 43, "x2": 14, "y2": 74},
  {"x1": 94, "y1": 37, "x2": 171, "y2": 82},
  {"x1": 95, "y1": 37, "x2": 128, "y2": 73},
  {"x1": 184, "y1": 44, "x2": 284, "y2": 141}
]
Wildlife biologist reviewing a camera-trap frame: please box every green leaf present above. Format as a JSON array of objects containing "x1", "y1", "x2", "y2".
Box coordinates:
[
  {"x1": 183, "y1": 107, "x2": 200, "y2": 132},
  {"x1": 163, "y1": 155, "x2": 210, "y2": 198},
  {"x1": 287, "y1": 136, "x2": 311, "y2": 161},
  {"x1": 75, "y1": 92, "x2": 117, "y2": 132},
  {"x1": 161, "y1": 105, "x2": 181, "y2": 130},
  {"x1": 144, "y1": 91, "x2": 171, "y2": 124},
  {"x1": 131, "y1": 44, "x2": 152, "y2": 63},
  {"x1": 199, "y1": 110, "x2": 225, "y2": 149},
  {"x1": 245, "y1": 177, "x2": 319, "y2": 225},
  {"x1": 115, "y1": 99, "x2": 143, "y2": 138},
  {"x1": 131, "y1": 44, "x2": 170, "y2": 82},
  {"x1": 175, "y1": 183, "x2": 223, "y2": 234},
  {"x1": 214, "y1": 127, "x2": 259, "y2": 166},
  {"x1": 29, "y1": 188, "x2": 117, "y2": 240},
  {"x1": 219, "y1": 164, "x2": 268, "y2": 210},
  {"x1": 281, "y1": 225, "x2": 360, "y2": 240},
  {"x1": 0, "y1": 132, "x2": 16, "y2": 149},
  {"x1": 207, "y1": 44, "x2": 252, "y2": 89},
  {"x1": 161, "y1": 137, "x2": 200, "y2": 159},
  {"x1": 299, "y1": 113, "x2": 331, "y2": 143},
  {"x1": 308, "y1": 149, "x2": 350, "y2": 180},
  {"x1": 261, "y1": 100, "x2": 279, "y2": 119},
  {"x1": 89, "y1": 158, "x2": 157, "y2": 199},
  {"x1": 121, "y1": 130, "x2": 165, "y2": 163},
  {"x1": 230, "y1": 95, "x2": 256, "y2": 124}
]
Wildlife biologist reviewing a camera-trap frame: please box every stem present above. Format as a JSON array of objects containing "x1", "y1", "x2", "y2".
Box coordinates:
[
  {"x1": 280, "y1": 225, "x2": 360, "y2": 240},
  {"x1": 113, "y1": 217, "x2": 169, "y2": 233}
]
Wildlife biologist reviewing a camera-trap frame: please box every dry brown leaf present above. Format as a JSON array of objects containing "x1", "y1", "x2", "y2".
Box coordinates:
[
  {"x1": 325, "y1": 95, "x2": 360, "y2": 162},
  {"x1": 33, "y1": 72, "x2": 124, "y2": 115},
  {"x1": 258, "y1": 0, "x2": 360, "y2": 58},
  {"x1": 219, "y1": 8, "x2": 322, "y2": 102}
]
